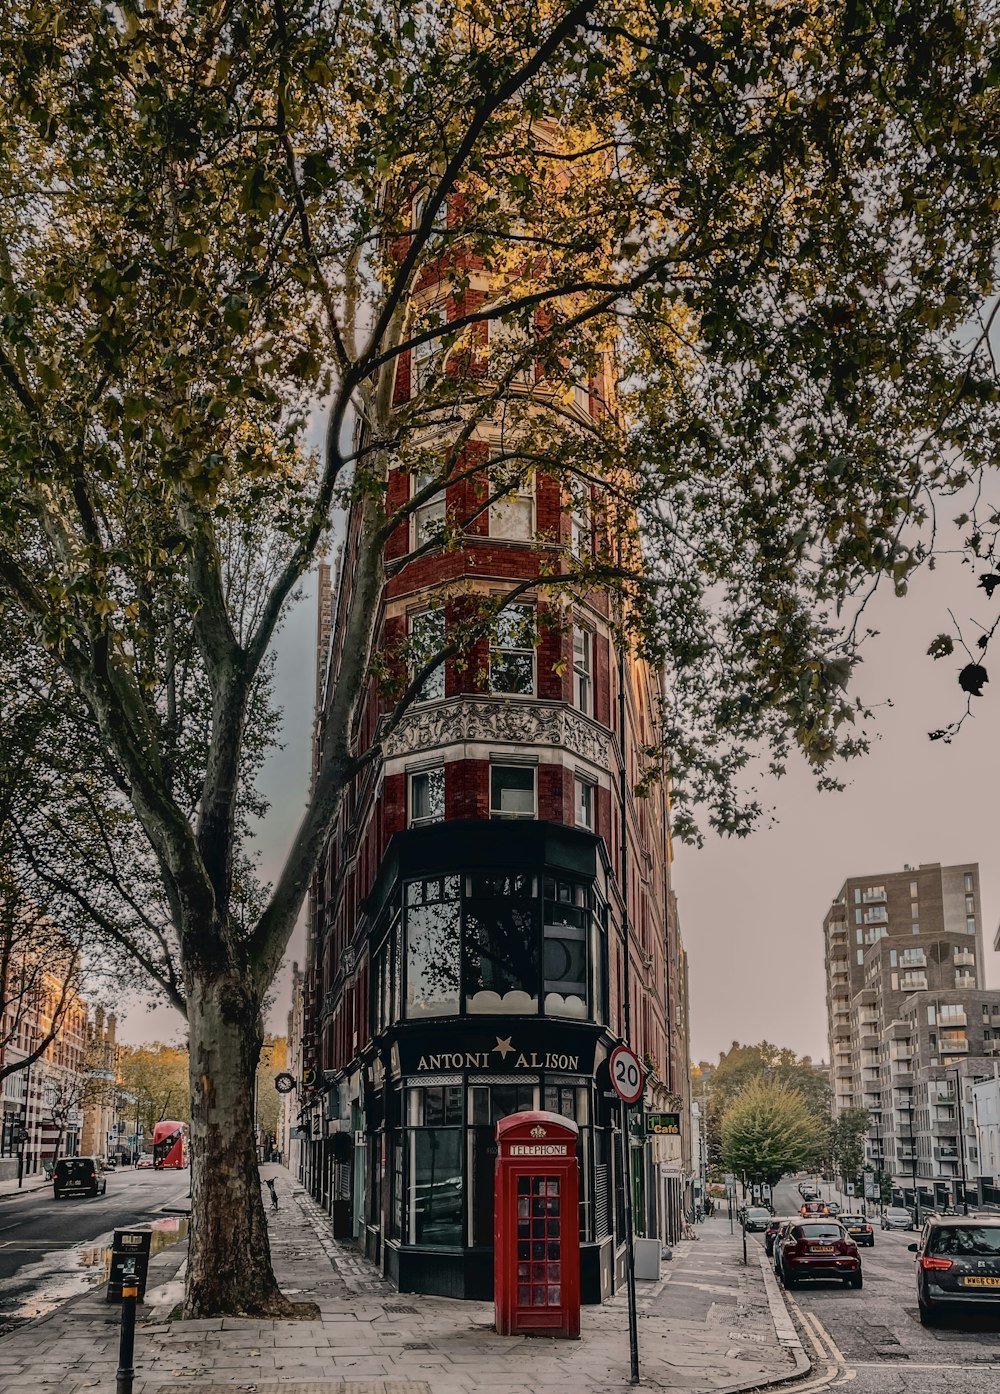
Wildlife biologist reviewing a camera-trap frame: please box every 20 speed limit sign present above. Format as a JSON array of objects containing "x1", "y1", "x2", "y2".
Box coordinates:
[{"x1": 609, "y1": 1044, "x2": 644, "y2": 1105}]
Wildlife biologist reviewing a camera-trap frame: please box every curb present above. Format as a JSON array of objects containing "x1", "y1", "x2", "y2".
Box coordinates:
[{"x1": 756, "y1": 1250, "x2": 812, "y2": 1385}]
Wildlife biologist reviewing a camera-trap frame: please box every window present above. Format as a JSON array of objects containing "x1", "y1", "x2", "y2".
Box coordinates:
[
  {"x1": 489, "y1": 605, "x2": 535, "y2": 694},
  {"x1": 573, "y1": 626, "x2": 592, "y2": 714},
  {"x1": 543, "y1": 877, "x2": 590, "y2": 1018},
  {"x1": 912, "y1": 901, "x2": 920, "y2": 919},
  {"x1": 405, "y1": 876, "x2": 461, "y2": 1017},
  {"x1": 575, "y1": 777, "x2": 594, "y2": 831},
  {"x1": 408, "y1": 1085, "x2": 462, "y2": 1246},
  {"x1": 569, "y1": 495, "x2": 592, "y2": 559},
  {"x1": 966, "y1": 917, "x2": 977, "y2": 933},
  {"x1": 409, "y1": 607, "x2": 445, "y2": 702},
  {"x1": 855, "y1": 909, "x2": 862, "y2": 923},
  {"x1": 854, "y1": 889, "x2": 861, "y2": 904},
  {"x1": 890, "y1": 950, "x2": 897, "y2": 967},
  {"x1": 490, "y1": 764, "x2": 536, "y2": 820},
  {"x1": 411, "y1": 471, "x2": 446, "y2": 548},
  {"x1": 966, "y1": 895, "x2": 976, "y2": 914},
  {"x1": 411, "y1": 306, "x2": 447, "y2": 392},
  {"x1": 411, "y1": 190, "x2": 447, "y2": 232},
  {"x1": 856, "y1": 950, "x2": 863, "y2": 965},
  {"x1": 910, "y1": 881, "x2": 918, "y2": 898},
  {"x1": 573, "y1": 371, "x2": 591, "y2": 414},
  {"x1": 912, "y1": 923, "x2": 920, "y2": 934},
  {"x1": 488, "y1": 466, "x2": 534, "y2": 540},
  {"x1": 463, "y1": 872, "x2": 538, "y2": 1013},
  {"x1": 487, "y1": 319, "x2": 534, "y2": 385},
  {"x1": 965, "y1": 872, "x2": 975, "y2": 893},
  {"x1": 409, "y1": 767, "x2": 444, "y2": 827}
]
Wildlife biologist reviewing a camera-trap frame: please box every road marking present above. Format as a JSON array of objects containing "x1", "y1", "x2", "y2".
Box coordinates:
[
  {"x1": 849, "y1": 1361, "x2": 1000, "y2": 1371},
  {"x1": 802, "y1": 1309, "x2": 848, "y2": 1367},
  {"x1": 0, "y1": 1222, "x2": 23, "y2": 1234}
]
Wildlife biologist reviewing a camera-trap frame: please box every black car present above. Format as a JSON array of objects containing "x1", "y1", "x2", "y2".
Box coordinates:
[
  {"x1": 744, "y1": 1206, "x2": 773, "y2": 1232},
  {"x1": 910, "y1": 1216, "x2": 1000, "y2": 1325},
  {"x1": 53, "y1": 1156, "x2": 107, "y2": 1199},
  {"x1": 839, "y1": 1214, "x2": 875, "y2": 1247},
  {"x1": 765, "y1": 1216, "x2": 796, "y2": 1256}
]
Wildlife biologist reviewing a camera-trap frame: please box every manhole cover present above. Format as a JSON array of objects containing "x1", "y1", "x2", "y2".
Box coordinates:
[{"x1": 385, "y1": 1304, "x2": 420, "y2": 1314}]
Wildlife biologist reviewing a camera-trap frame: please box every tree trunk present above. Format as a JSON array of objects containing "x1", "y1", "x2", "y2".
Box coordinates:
[{"x1": 185, "y1": 973, "x2": 294, "y2": 1317}]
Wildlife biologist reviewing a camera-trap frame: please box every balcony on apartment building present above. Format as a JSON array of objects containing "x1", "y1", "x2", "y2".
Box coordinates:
[
  {"x1": 939, "y1": 1008, "x2": 968, "y2": 1027},
  {"x1": 900, "y1": 973, "x2": 928, "y2": 992},
  {"x1": 862, "y1": 887, "x2": 887, "y2": 903},
  {"x1": 955, "y1": 972, "x2": 977, "y2": 989},
  {"x1": 939, "y1": 1034, "x2": 970, "y2": 1054},
  {"x1": 984, "y1": 1041, "x2": 1000, "y2": 1058},
  {"x1": 900, "y1": 950, "x2": 927, "y2": 969},
  {"x1": 954, "y1": 950, "x2": 976, "y2": 968}
]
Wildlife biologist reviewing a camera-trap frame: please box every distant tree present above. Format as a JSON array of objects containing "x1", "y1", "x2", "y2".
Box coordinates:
[
  {"x1": 831, "y1": 1108, "x2": 871, "y2": 1195},
  {"x1": 721, "y1": 1079, "x2": 825, "y2": 1185},
  {"x1": 254, "y1": 1037, "x2": 288, "y2": 1148},
  {"x1": 706, "y1": 1042, "x2": 831, "y2": 1171},
  {"x1": 118, "y1": 1044, "x2": 190, "y2": 1139}
]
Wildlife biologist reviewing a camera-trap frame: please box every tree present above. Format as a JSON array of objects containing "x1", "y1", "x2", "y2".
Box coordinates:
[
  {"x1": 831, "y1": 1108, "x2": 871, "y2": 1195},
  {"x1": 255, "y1": 1037, "x2": 288, "y2": 1152},
  {"x1": 118, "y1": 1044, "x2": 190, "y2": 1139},
  {"x1": 705, "y1": 1042, "x2": 831, "y2": 1173},
  {"x1": 721, "y1": 1079, "x2": 825, "y2": 1185},
  {"x1": 2, "y1": 0, "x2": 1000, "y2": 1316}
]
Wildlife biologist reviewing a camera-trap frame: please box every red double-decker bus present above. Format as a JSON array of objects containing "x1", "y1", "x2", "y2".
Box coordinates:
[{"x1": 152, "y1": 1120, "x2": 188, "y2": 1169}]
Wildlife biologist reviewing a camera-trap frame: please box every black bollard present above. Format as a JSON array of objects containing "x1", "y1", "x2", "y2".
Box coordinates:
[{"x1": 116, "y1": 1277, "x2": 138, "y2": 1394}]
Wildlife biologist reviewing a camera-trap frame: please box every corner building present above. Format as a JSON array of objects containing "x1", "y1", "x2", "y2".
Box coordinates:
[{"x1": 300, "y1": 187, "x2": 687, "y2": 1302}]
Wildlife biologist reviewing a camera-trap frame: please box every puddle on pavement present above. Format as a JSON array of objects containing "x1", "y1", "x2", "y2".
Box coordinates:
[{"x1": 0, "y1": 1216, "x2": 189, "y2": 1329}]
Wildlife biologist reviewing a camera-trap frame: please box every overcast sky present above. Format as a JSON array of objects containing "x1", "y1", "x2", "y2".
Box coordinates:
[{"x1": 120, "y1": 534, "x2": 1000, "y2": 1062}]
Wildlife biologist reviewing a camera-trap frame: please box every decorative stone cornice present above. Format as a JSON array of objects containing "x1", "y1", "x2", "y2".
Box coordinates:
[{"x1": 382, "y1": 698, "x2": 611, "y2": 767}]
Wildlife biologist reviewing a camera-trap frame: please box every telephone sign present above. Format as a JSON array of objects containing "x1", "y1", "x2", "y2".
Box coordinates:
[{"x1": 609, "y1": 1044, "x2": 644, "y2": 1105}]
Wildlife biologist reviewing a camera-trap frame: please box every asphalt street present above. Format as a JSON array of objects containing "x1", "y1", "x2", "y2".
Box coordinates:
[
  {"x1": 763, "y1": 1177, "x2": 1000, "y2": 1394},
  {"x1": 0, "y1": 1165, "x2": 189, "y2": 1326}
]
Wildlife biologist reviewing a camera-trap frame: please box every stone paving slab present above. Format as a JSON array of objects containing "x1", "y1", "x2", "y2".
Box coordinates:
[{"x1": 0, "y1": 1173, "x2": 808, "y2": 1394}]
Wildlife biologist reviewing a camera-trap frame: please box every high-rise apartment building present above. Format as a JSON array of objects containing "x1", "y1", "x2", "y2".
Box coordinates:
[
  {"x1": 297, "y1": 167, "x2": 690, "y2": 1301},
  {"x1": 824, "y1": 862, "x2": 999, "y2": 1209}
]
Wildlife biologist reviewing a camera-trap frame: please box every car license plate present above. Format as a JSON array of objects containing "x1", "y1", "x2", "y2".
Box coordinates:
[
  {"x1": 811, "y1": 1245, "x2": 834, "y2": 1253},
  {"x1": 961, "y1": 1276, "x2": 1000, "y2": 1287}
]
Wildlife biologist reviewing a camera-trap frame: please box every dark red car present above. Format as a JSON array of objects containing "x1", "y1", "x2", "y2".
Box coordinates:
[
  {"x1": 776, "y1": 1220, "x2": 862, "y2": 1289},
  {"x1": 764, "y1": 1217, "x2": 796, "y2": 1257}
]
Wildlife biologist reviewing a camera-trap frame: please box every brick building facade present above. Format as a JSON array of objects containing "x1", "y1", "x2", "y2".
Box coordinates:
[{"x1": 298, "y1": 174, "x2": 689, "y2": 1300}]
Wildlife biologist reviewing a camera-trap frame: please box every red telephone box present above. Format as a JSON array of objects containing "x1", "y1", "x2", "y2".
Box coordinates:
[{"x1": 494, "y1": 1110, "x2": 580, "y2": 1338}]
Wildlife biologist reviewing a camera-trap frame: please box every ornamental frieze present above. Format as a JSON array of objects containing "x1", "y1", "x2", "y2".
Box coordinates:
[{"x1": 381, "y1": 699, "x2": 610, "y2": 766}]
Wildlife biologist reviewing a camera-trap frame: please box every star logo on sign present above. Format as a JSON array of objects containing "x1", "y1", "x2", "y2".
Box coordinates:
[{"x1": 493, "y1": 1036, "x2": 515, "y2": 1059}]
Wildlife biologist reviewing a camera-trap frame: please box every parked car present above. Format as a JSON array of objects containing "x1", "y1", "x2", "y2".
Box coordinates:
[
  {"x1": 135, "y1": 1154, "x2": 155, "y2": 1170},
  {"x1": 744, "y1": 1207, "x2": 773, "y2": 1232},
  {"x1": 827, "y1": 1201, "x2": 841, "y2": 1216},
  {"x1": 799, "y1": 1200, "x2": 830, "y2": 1216},
  {"x1": 910, "y1": 1216, "x2": 1000, "y2": 1325},
  {"x1": 839, "y1": 1214, "x2": 875, "y2": 1247},
  {"x1": 765, "y1": 1217, "x2": 796, "y2": 1257},
  {"x1": 776, "y1": 1220, "x2": 862, "y2": 1289},
  {"x1": 52, "y1": 1156, "x2": 107, "y2": 1199},
  {"x1": 882, "y1": 1206, "x2": 914, "y2": 1231}
]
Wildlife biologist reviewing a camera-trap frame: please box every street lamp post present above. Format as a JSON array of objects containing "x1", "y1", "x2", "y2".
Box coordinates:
[
  {"x1": 950, "y1": 1069, "x2": 970, "y2": 1215},
  {"x1": 902, "y1": 1101, "x2": 921, "y2": 1227}
]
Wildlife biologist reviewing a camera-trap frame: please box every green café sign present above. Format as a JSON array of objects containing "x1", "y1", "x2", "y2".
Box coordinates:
[{"x1": 646, "y1": 1112, "x2": 681, "y2": 1136}]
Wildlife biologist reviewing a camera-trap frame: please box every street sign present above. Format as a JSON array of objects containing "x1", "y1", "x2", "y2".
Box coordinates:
[
  {"x1": 609, "y1": 1044, "x2": 644, "y2": 1105},
  {"x1": 724, "y1": 1172, "x2": 735, "y2": 1186},
  {"x1": 645, "y1": 1112, "x2": 681, "y2": 1135},
  {"x1": 274, "y1": 1072, "x2": 296, "y2": 1094},
  {"x1": 302, "y1": 1066, "x2": 318, "y2": 1089},
  {"x1": 846, "y1": 1182, "x2": 855, "y2": 1196}
]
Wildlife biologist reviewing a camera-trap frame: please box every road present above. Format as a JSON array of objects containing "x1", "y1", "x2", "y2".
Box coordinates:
[
  {"x1": 0, "y1": 1166, "x2": 189, "y2": 1327},
  {"x1": 760, "y1": 1177, "x2": 1000, "y2": 1393}
]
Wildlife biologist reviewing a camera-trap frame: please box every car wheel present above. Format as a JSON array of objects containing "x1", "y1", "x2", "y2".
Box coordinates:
[
  {"x1": 918, "y1": 1300, "x2": 935, "y2": 1326},
  {"x1": 849, "y1": 1275, "x2": 862, "y2": 1290}
]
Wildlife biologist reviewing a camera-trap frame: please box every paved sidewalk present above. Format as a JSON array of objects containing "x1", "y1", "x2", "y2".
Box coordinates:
[{"x1": 0, "y1": 1169, "x2": 809, "y2": 1394}]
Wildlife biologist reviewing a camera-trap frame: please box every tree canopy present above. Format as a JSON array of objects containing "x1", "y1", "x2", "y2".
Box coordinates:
[
  {"x1": 2, "y1": 0, "x2": 1000, "y2": 1315},
  {"x1": 118, "y1": 1042, "x2": 190, "y2": 1138},
  {"x1": 721, "y1": 1078, "x2": 826, "y2": 1184}
]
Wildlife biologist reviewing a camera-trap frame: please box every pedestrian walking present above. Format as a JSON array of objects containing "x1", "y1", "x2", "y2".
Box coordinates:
[{"x1": 265, "y1": 1177, "x2": 278, "y2": 1212}]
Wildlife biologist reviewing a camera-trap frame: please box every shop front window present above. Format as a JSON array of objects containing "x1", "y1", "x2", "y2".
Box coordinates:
[
  {"x1": 464, "y1": 872, "x2": 539, "y2": 1014},
  {"x1": 405, "y1": 876, "x2": 461, "y2": 1017},
  {"x1": 409, "y1": 1085, "x2": 463, "y2": 1246}
]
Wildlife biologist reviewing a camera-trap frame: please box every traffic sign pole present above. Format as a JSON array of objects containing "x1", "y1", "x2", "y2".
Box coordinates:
[{"x1": 610, "y1": 1044, "x2": 644, "y2": 1386}]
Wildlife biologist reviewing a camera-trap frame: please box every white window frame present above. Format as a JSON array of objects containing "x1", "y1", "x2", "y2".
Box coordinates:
[
  {"x1": 572, "y1": 625, "x2": 593, "y2": 715},
  {"x1": 411, "y1": 470, "x2": 446, "y2": 549},
  {"x1": 488, "y1": 604, "x2": 536, "y2": 696},
  {"x1": 409, "y1": 766, "x2": 445, "y2": 827},
  {"x1": 410, "y1": 305, "x2": 447, "y2": 394},
  {"x1": 488, "y1": 463, "x2": 534, "y2": 541},
  {"x1": 487, "y1": 318, "x2": 534, "y2": 386},
  {"x1": 409, "y1": 607, "x2": 446, "y2": 702},
  {"x1": 569, "y1": 493, "x2": 592, "y2": 559},
  {"x1": 575, "y1": 776, "x2": 595, "y2": 831},
  {"x1": 489, "y1": 764, "x2": 537, "y2": 820}
]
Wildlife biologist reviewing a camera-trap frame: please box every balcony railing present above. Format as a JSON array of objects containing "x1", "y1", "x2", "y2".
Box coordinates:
[
  {"x1": 900, "y1": 951, "x2": 926, "y2": 968},
  {"x1": 901, "y1": 974, "x2": 928, "y2": 991},
  {"x1": 955, "y1": 973, "x2": 976, "y2": 989},
  {"x1": 954, "y1": 951, "x2": 975, "y2": 967},
  {"x1": 862, "y1": 888, "x2": 887, "y2": 903}
]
